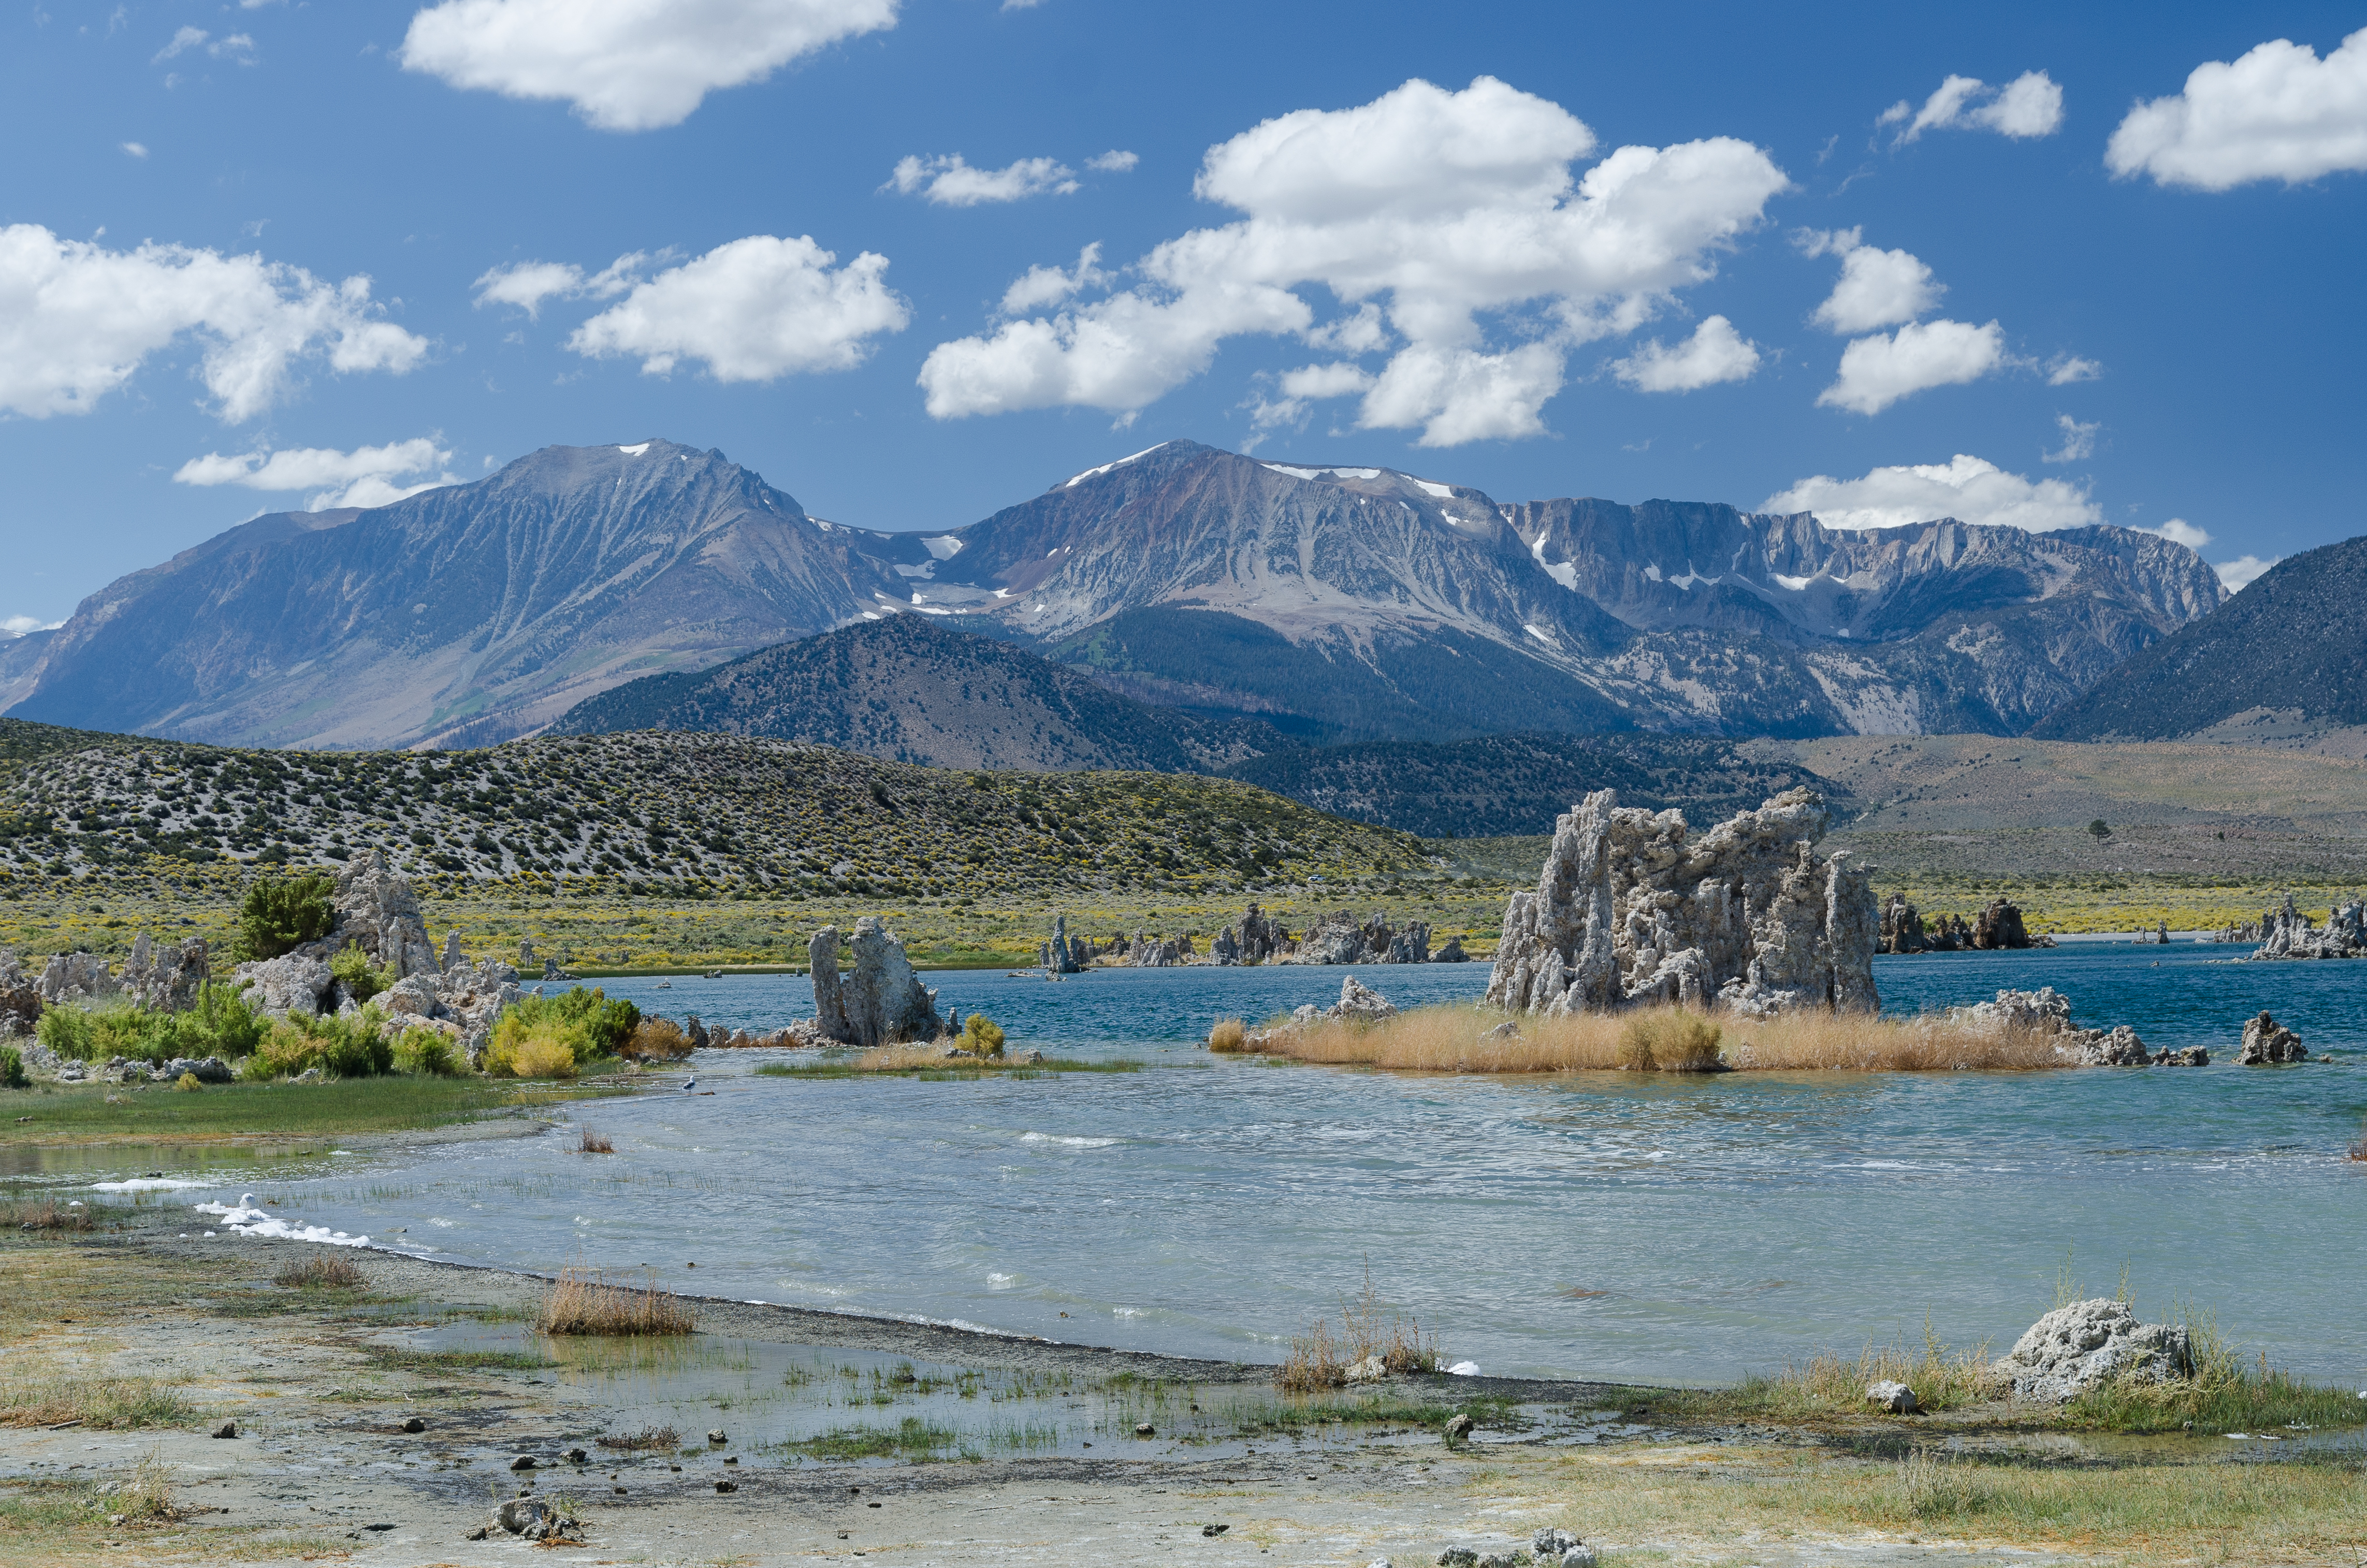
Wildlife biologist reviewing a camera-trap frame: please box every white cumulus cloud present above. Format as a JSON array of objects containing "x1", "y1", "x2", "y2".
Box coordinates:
[
  {"x1": 888, "y1": 153, "x2": 1078, "y2": 206},
  {"x1": 2045, "y1": 353, "x2": 2102, "y2": 385},
  {"x1": 1085, "y1": 149, "x2": 1139, "y2": 172},
  {"x1": 564, "y1": 234, "x2": 909, "y2": 380},
  {"x1": 0, "y1": 224, "x2": 427, "y2": 422},
  {"x1": 121, "y1": 141, "x2": 148, "y2": 158},
  {"x1": 1763, "y1": 454, "x2": 2100, "y2": 533},
  {"x1": 2107, "y1": 28, "x2": 2367, "y2": 190},
  {"x1": 1799, "y1": 231, "x2": 1941, "y2": 334},
  {"x1": 2043, "y1": 413, "x2": 2100, "y2": 463},
  {"x1": 2136, "y1": 517, "x2": 2211, "y2": 550},
  {"x1": 2, "y1": 615, "x2": 63, "y2": 637},
  {"x1": 154, "y1": 26, "x2": 255, "y2": 64},
  {"x1": 1609, "y1": 314, "x2": 1760, "y2": 392},
  {"x1": 173, "y1": 437, "x2": 459, "y2": 510},
  {"x1": 997, "y1": 243, "x2": 1110, "y2": 316},
  {"x1": 2214, "y1": 554, "x2": 2279, "y2": 591},
  {"x1": 1818, "y1": 318, "x2": 2006, "y2": 416},
  {"x1": 1881, "y1": 70, "x2": 2065, "y2": 142},
  {"x1": 400, "y1": 0, "x2": 897, "y2": 132},
  {"x1": 472, "y1": 252, "x2": 650, "y2": 318},
  {"x1": 918, "y1": 76, "x2": 1788, "y2": 446}
]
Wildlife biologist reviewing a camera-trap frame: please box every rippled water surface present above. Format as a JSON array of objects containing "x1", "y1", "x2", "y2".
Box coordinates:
[{"x1": 120, "y1": 944, "x2": 2367, "y2": 1386}]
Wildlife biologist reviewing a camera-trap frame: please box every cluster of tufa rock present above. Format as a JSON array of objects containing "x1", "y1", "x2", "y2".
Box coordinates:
[
  {"x1": 1486, "y1": 788, "x2": 1879, "y2": 1019},
  {"x1": 1879, "y1": 894, "x2": 2051, "y2": 953},
  {"x1": 229, "y1": 850, "x2": 517, "y2": 1063},
  {"x1": 2249, "y1": 891, "x2": 2366, "y2": 960},
  {"x1": 807, "y1": 917, "x2": 954, "y2": 1047},
  {"x1": 1043, "y1": 904, "x2": 1456, "y2": 969},
  {"x1": 1948, "y1": 986, "x2": 2158, "y2": 1066}
]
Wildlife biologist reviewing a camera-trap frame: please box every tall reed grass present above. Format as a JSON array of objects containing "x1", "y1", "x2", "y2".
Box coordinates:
[
  {"x1": 1235, "y1": 1002, "x2": 2065, "y2": 1074},
  {"x1": 534, "y1": 1268, "x2": 693, "y2": 1337},
  {"x1": 1277, "y1": 1267, "x2": 1443, "y2": 1392}
]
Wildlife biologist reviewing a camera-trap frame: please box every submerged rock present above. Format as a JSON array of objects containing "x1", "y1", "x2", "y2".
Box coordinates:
[
  {"x1": 1991, "y1": 1298, "x2": 2192, "y2": 1402},
  {"x1": 2237, "y1": 1011, "x2": 2310, "y2": 1064},
  {"x1": 1485, "y1": 788, "x2": 1878, "y2": 1019}
]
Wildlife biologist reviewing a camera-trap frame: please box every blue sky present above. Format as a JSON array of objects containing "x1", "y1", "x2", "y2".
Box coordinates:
[{"x1": 5, "y1": 1, "x2": 2365, "y2": 633}]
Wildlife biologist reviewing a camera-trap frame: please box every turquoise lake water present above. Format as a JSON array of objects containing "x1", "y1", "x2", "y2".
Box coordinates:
[{"x1": 129, "y1": 944, "x2": 2367, "y2": 1387}]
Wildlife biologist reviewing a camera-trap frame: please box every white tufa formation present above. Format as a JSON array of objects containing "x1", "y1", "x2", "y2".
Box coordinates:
[{"x1": 1485, "y1": 787, "x2": 1879, "y2": 1017}]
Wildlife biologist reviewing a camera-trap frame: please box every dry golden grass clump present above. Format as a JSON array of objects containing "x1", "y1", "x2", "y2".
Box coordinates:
[
  {"x1": 1207, "y1": 1017, "x2": 1247, "y2": 1053},
  {"x1": 577, "y1": 1125, "x2": 615, "y2": 1154},
  {"x1": 1238, "y1": 1002, "x2": 2065, "y2": 1075},
  {"x1": 5, "y1": 1196, "x2": 99, "y2": 1232},
  {"x1": 0, "y1": 1365, "x2": 196, "y2": 1430},
  {"x1": 620, "y1": 1018, "x2": 694, "y2": 1063},
  {"x1": 1276, "y1": 1268, "x2": 1443, "y2": 1392},
  {"x1": 535, "y1": 1268, "x2": 694, "y2": 1337},
  {"x1": 273, "y1": 1254, "x2": 365, "y2": 1289}
]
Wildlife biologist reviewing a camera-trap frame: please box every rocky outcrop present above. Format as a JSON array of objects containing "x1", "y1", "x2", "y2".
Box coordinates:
[
  {"x1": 36, "y1": 952, "x2": 118, "y2": 1006},
  {"x1": 121, "y1": 933, "x2": 208, "y2": 1012},
  {"x1": 2237, "y1": 1011, "x2": 2310, "y2": 1064},
  {"x1": 1328, "y1": 976, "x2": 1399, "y2": 1024},
  {"x1": 2249, "y1": 891, "x2": 2366, "y2": 960},
  {"x1": 0, "y1": 950, "x2": 39, "y2": 1038},
  {"x1": 1485, "y1": 787, "x2": 1878, "y2": 1018},
  {"x1": 1951, "y1": 987, "x2": 2150, "y2": 1066},
  {"x1": 809, "y1": 918, "x2": 945, "y2": 1047},
  {"x1": 1972, "y1": 898, "x2": 2031, "y2": 950},
  {"x1": 1435, "y1": 935, "x2": 1468, "y2": 963},
  {"x1": 225, "y1": 851, "x2": 516, "y2": 1058},
  {"x1": 1991, "y1": 1298, "x2": 2192, "y2": 1402},
  {"x1": 1041, "y1": 915, "x2": 1082, "y2": 975},
  {"x1": 1879, "y1": 893, "x2": 1926, "y2": 954}
]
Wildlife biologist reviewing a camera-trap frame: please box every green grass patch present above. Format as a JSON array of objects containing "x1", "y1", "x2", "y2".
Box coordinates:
[
  {"x1": 0, "y1": 1365, "x2": 198, "y2": 1430},
  {"x1": 779, "y1": 1415, "x2": 967, "y2": 1461},
  {"x1": 0, "y1": 1075, "x2": 618, "y2": 1144}
]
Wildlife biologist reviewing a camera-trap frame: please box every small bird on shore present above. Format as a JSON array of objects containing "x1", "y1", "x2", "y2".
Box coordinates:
[{"x1": 681, "y1": 1076, "x2": 696, "y2": 1093}]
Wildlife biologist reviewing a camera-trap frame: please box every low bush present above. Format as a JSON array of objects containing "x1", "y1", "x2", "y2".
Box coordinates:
[
  {"x1": 957, "y1": 1013, "x2": 1005, "y2": 1059},
  {"x1": 234, "y1": 871, "x2": 336, "y2": 961},
  {"x1": 487, "y1": 986, "x2": 639, "y2": 1078},
  {"x1": 1619, "y1": 1011, "x2": 1724, "y2": 1072},
  {"x1": 0, "y1": 1043, "x2": 25, "y2": 1089},
  {"x1": 32, "y1": 982, "x2": 266, "y2": 1066},
  {"x1": 577, "y1": 1125, "x2": 614, "y2": 1154},
  {"x1": 619, "y1": 1017, "x2": 693, "y2": 1062},
  {"x1": 328, "y1": 941, "x2": 395, "y2": 1004},
  {"x1": 391, "y1": 1026, "x2": 464, "y2": 1077},
  {"x1": 245, "y1": 1007, "x2": 395, "y2": 1080}
]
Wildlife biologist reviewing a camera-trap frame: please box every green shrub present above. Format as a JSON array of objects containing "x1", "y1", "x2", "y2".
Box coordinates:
[
  {"x1": 328, "y1": 941, "x2": 395, "y2": 1004},
  {"x1": 246, "y1": 1007, "x2": 394, "y2": 1080},
  {"x1": 959, "y1": 1014, "x2": 1006, "y2": 1059},
  {"x1": 486, "y1": 986, "x2": 637, "y2": 1076},
  {"x1": 172, "y1": 981, "x2": 269, "y2": 1060},
  {"x1": 392, "y1": 1027, "x2": 463, "y2": 1077},
  {"x1": 235, "y1": 872, "x2": 336, "y2": 961},
  {"x1": 0, "y1": 1044, "x2": 26, "y2": 1090}
]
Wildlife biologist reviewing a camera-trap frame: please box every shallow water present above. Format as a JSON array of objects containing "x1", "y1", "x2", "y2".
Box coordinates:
[{"x1": 82, "y1": 946, "x2": 2367, "y2": 1388}]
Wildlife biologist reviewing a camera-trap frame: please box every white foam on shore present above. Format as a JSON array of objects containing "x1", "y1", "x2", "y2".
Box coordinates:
[
  {"x1": 91, "y1": 1177, "x2": 211, "y2": 1192},
  {"x1": 191, "y1": 1197, "x2": 370, "y2": 1248}
]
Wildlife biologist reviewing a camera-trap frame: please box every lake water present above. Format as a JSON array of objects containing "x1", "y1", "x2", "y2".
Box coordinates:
[{"x1": 118, "y1": 944, "x2": 2367, "y2": 1388}]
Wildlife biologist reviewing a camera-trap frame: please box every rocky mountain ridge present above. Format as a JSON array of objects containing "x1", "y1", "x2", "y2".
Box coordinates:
[{"x1": 6, "y1": 436, "x2": 2227, "y2": 748}]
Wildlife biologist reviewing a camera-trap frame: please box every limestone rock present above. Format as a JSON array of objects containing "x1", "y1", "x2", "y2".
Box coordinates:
[
  {"x1": 236, "y1": 954, "x2": 336, "y2": 1018},
  {"x1": 36, "y1": 952, "x2": 118, "y2": 1006},
  {"x1": 1435, "y1": 935, "x2": 1468, "y2": 963},
  {"x1": 2237, "y1": 1011, "x2": 2309, "y2": 1064},
  {"x1": 809, "y1": 918, "x2": 940, "y2": 1047},
  {"x1": 161, "y1": 1056, "x2": 235, "y2": 1084},
  {"x1": 1043, "y1": 916, "x2": 1081, "y2": 974},
  {"x1": 121, "y1": 934, "x2": 208, "y2": 1012},
  {"x1": 1991, "y1": 1298, "x2": 2192, "y2": 1402},
  {"x1": 0, "y1": 962, "x2": 39, "y2": 1038},
  {"x1": 2058, "y1": 1024, "x2": 2149, "y2": 1067},
  {"x1": 1485, "y1": 788, "x2": 1878, "y2": 1018},
  {"x1": 2154, "y1": 1045, "x2": 2210, "y2": 1067},
  {"x1": 1972, "y1": 898, "x2": 2031, "y2": 950},
  {"x1": 1866, "y1": 1380, "x2": 1919, "y2": 1413},
  {"x1": 1344, "y1": 1354, "x2": 1387, "y2": 1385},
  {"x1": 1327, "y1": 976, "x2": 1399, "y2": 1024},
  {"x1": 2250, "y1": 890, "x2": 2366, "y2": 960}
]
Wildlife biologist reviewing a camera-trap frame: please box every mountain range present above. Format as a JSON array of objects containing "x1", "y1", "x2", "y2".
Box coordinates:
[
  {"x1": 7, "y1": 435, "x2": 2228, "y2": 750},
  {"x1": 2030, "y1": 536, "x2": 2367, "y2": 753}
]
